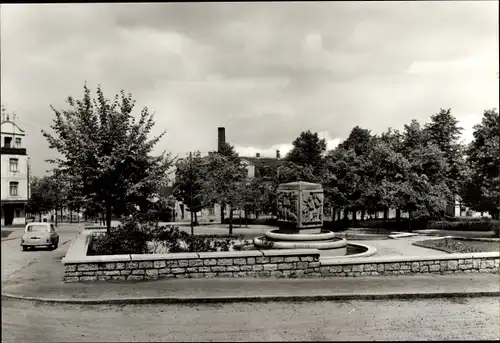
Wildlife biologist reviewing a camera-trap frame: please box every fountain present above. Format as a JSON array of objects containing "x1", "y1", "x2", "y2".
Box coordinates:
[{"x1": 254, "y1": 181, "x2": 361, "y2": 257}]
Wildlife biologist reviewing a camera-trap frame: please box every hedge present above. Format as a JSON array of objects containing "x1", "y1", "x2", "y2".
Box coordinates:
[{"x1": 324, "y1": 218, "x2": 499, "y2": 232}]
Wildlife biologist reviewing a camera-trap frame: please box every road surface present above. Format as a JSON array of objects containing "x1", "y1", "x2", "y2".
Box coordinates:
[
  {"x1": 1, "y1": 223, "x2": 80, "y2": 281},
  {"x1": 2, "y1": 297, "x2": 498, "y2": 342}
]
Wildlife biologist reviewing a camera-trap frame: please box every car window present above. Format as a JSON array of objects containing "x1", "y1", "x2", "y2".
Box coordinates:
[{"x1": 27, "y1": 225, "x2": 50, "y2": 233}]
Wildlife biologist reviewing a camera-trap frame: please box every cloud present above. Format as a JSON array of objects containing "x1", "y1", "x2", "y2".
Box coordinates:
[{"x1": 0, "y1": 2, "x2": 498, "y2": 176}]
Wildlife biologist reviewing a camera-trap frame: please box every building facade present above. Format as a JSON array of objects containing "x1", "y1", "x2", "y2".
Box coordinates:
[{"x1": 1, "y1": 118, "x2": 30, "y2": 226}]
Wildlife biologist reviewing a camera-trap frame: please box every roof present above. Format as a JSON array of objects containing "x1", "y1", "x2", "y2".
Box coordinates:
[
  {"x1": 1, "y1": 120, "x2": 25, "y2": 135},
  {"x1": 241, "y1": 157, "x2": 283, "y2": 179},
  {"x1": 241, "y1": 157, "x2": 282, "y2": 169}
]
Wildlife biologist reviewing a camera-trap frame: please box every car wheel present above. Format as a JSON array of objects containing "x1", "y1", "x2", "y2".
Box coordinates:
[{"x1": 22, "y1": 246, "x2": 28, "y2": 251}]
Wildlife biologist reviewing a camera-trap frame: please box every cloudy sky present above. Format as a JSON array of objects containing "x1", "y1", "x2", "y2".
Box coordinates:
[{"x1": 1, "y1": 2, "x2": 498, "y2": 177}]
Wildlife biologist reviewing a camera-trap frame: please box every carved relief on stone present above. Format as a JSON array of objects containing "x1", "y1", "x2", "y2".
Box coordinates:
[
  {"x1": 277, "y1": 191, "x2": 298, "y2": 222},
  {"x1": 301, "y1": 191, "x2": 323, "y2": 224}
]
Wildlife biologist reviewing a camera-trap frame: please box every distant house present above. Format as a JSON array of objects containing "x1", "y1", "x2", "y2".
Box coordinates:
[
  {"x1": 240, "y1": 152, "x2": 282, "y2": 182},
  {"x1": 1, "y1": 116, "x2": 30, "y2": 226}
]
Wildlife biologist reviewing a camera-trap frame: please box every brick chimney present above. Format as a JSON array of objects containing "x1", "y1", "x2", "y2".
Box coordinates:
[
  {"x1": 256, "y1": 152, "x2": 260, "y2": 158},
  {"x1": 276, "y1": 150, "x2": 281, "y2": 159},
  {"x1": 217, "y1": 127, "x2": 226, "y2": 152}
]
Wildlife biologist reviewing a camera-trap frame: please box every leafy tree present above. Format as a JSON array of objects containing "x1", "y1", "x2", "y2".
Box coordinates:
[
  {"x1": 399, "y1": 120, "x2": 451, "y2": 222},
  {"x1": 424, "y1": 108, "x2": 465, "y2": 196},
  {"x1": 339, "y1": 126, "x2": 373, "y2": 156},
  {"x1": 276, "y1": 160, "x2": 319, "y2": 184},
  {"x1": 286, "y1": 130, "x2": 327, "y2": 174},
  {"x1": 201, "y1": 152, "x2": 246, "y2": 234},
  {"x1": 332, "y1": 126, "x2": 375, "y2": 220},
  {"x1": 462, "y1": 109, "x2": 500, "y2": 218},
  {"x1": 173, "y1": 151, "x2": 207, "y2": 225},
  {"x1": 240, "y1": 177, "x2": 274, "y2": 222},
  {"x1": 363, "y1": 136, "x2": 410, "y2": 219},
  {"x1": 323, "y1": 147, "x2": 363, "y2": 221},
  {"x1": 42, "y1": 84, "x2": 173, "y2": 233},
  {"x1": 26, "y1": 176, "x2": 49, "y2": 221},
  {"x1": 215, "y1": 142, "x2": 241, "y2": 224}
]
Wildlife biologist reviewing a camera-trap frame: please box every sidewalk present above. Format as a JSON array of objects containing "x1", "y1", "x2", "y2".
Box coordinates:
[{"x1": 2, "y1": 270, "x2": 499, "y2": 304}]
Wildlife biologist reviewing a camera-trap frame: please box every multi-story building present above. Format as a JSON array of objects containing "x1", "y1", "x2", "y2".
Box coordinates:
[{"x1": 1, "y1": 116, "x2": 30, "y2": 226}]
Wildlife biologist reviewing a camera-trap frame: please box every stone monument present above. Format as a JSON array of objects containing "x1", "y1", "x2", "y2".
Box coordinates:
[
  {"x1": 254, "y1": 181, "x2": 348, "y2": 252},
  {"x1": 277, "y1": 181, "x2": 324, "y2": 234}
]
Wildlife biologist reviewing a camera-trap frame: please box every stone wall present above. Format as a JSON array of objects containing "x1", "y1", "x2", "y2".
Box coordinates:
[
  {"x1": 319, "y1": 255, "x2": 499, "y2": 277},
  {"x1": 63, "y1": 250, "x2": 321, "y2": 282}
]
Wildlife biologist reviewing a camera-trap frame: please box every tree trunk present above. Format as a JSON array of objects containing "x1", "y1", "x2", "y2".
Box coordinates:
[
  {"x1": 221, "y1": 202, "x2": 225, "y2": 225},
  {"x1": 408, "y1": 211, "x2": 413, "y2": 232},
  {"x1": 105, "y1": 204, "x2": 112, "y2": 234},
  {"x1": 361, "y1": 209, "x2": 366, "y2": 221},
  {"x1": 228, "y1": 205, "x2": 233, "y2": 235},
  {"x1": 245, "y1": 210, "x2": 248, "y2": 227},
  {"x1": 383, "y1": 208, "x2": 388, "y2": 220},
  {"x1": 396, "y1": 209, "x2": 401, "y2": 223},
  {"x1": 60, "y1": 207, "x2": 63, "y2": 223},
  {"x1": 70, "y1": 209, "x2": 73, "y2": 223},
  {"x1": 374, "y1": 210, "x2": 379, "y2": 219},
  {"x1": 38, "y1": 212, "x2": 42, "y2": 222},
  {"x1": 194, "y1": 211, "x2": 198, "y2": 226},
  {"x1": 190, "y1": 209, "x2": 194, "y2": 236},
  {"x1": 239, "y1": 209, "x2": 242, "y2": 228},
  {"x1": 54, "y1": 208, "x2": 58, "y2": 227},
  {"x1": 352, "y1": 210, "x2": 357, "y2": 225},
  {"x1": 343, "y1": 209, "x2": 349, "y2": 221}
]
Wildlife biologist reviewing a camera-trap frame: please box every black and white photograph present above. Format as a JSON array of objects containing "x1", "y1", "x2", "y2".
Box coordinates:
[{"x1": 1, "y1": 1, "x2": 499, "y2": 342}]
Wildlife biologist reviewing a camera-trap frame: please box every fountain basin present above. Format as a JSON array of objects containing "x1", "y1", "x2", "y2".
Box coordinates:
[
  {"x1": 254, "y1": 235, "x2": 348, "y2": 250},
  {"x1": 265, "y1": 229, "x2": 336, "y2": 241}
]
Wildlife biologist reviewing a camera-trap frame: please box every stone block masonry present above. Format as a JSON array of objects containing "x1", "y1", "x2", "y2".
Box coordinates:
[
  {"x1": 319, "y1": 253, "x2": 499, "y2": 277},
  {"x1": 63, "y1": 249, "x2": 322, "y2": 282},
  {"x1": 63, "y1": 250, "x2": 499, "y2": 283}
]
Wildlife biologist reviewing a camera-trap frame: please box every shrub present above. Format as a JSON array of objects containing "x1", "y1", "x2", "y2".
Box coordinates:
[
  {"x1": 89, "y1": 220, "x2": 252, "y2": 255},
  {"x1": 88, "y1": 218, "x2": 155, "y2": 255},
  {"x1": 444, "y1": 215, "x2": 493, "y2": 222},
  {"x1": 427, "y1": 220, "x2": 499, "y2": 231}
]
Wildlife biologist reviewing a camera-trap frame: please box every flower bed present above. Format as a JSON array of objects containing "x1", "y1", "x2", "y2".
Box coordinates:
[
  {"x1": 413, "y1": 238, "x2": 500, "y2": 254},
  {"x1": 86, "y1": 219, "x2": 256, "y2": 256}
]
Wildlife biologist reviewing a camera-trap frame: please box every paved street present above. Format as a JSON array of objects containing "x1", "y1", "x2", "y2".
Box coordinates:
[
  {"x1": 1, "y1": 223, "x2": 80, "y2": 281},
  {"x1": 2, "y1": 297, "x2": 499, "y2": 342}
]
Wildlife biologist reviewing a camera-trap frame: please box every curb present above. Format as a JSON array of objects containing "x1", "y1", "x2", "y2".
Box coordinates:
[
  {"x1": 1, "y1": 237, "x2": 21, "y2": 242},
  {"x1": 2, "y1": 291, "x2": 499, "y2": 305}
]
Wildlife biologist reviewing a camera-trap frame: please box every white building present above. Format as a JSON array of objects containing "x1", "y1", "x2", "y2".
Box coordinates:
[{"x1": 1, "y1": 117, "x2": 30, "y2": 226}]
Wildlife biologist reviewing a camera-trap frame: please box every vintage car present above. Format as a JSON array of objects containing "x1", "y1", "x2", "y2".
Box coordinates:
[{"x1": 21, "y1": 222, "x2": 59, "y2": 251}]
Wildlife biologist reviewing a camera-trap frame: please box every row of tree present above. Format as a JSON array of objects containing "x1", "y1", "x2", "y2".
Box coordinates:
[
  {"x1": 173, "y1": 108, "x2": 500, "y2": 227},
  {"x1": 28, "y1": 83, "x2": 498, "y2": 234}
]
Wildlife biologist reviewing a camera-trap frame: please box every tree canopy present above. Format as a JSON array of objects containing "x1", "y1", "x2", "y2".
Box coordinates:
[{"x1": 42, "y1": 84, "x2": 173, "y2": 232}]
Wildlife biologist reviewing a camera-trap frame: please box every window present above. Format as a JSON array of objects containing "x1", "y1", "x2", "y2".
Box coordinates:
[
  {"x1": 15, "y1": 138, "x2": 21, "y2": 148},
  {"x1": 9, "y1": 158, "x2": 18, "y2": 172},
  {"x1": 4, "y1": 137, "x2": 12, "y2": 148},
  {"x1": 9, "y1": 182, "x2": 18, "y2": 196},
  {"x1": 27, "y1": 225, "x2": 50, "y2": 233}
]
